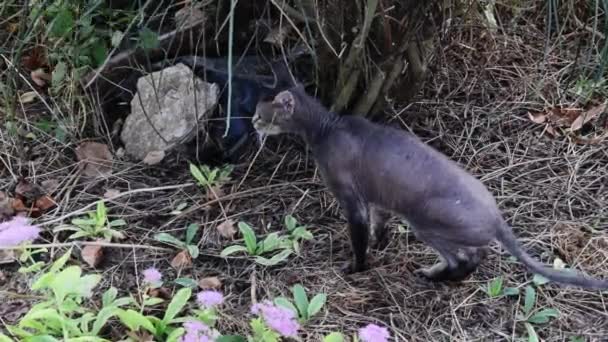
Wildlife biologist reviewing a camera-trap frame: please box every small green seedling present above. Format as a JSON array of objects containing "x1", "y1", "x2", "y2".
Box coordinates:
[
  {"x1": 54, "y1": 201, "x2": 126, "y2": 241},
  {"x1": 485, "y1": 277, "x2": 519, "y2": 298},
  {"x1": 282, "y1": 215, "x2": 313, "y2": 254},
  {"x1": 220, "y1": 222, "x2": 293, "y2": 266},
  {"x1": 516, "y1": 285, "x2": 560, "y2": 342},
  {"x1": 274, "y1": 284, "x2": 327, "y2": 323},
  {"x1": 154, "y1": 223, "x2": 201, "y2": 258},
  {"x1": 323, "y1": 332, "x2": 345, "y2": 342},
  {"x1": 190, "y1": 163, "x2": 233, "y2": 189}
]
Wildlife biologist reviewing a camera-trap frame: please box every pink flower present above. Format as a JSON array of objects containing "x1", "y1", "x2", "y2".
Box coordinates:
[
  {"x1": 250, "y1": 300, "x2": 299, "y2": 337},
  {"x1": 196, "y1": 290, "x2": 224, "y2": 308},
  {"x1": 0, "y1": 216, "x2": 41, "y2": 247},
  {"x1": 358, "y1": 323, "x2": 390, "y2": 342},
  {"x1": 142, "y1": 267, "x2": 162, "y2": 284}
]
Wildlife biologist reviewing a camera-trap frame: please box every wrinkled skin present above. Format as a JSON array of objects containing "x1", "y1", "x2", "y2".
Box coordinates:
[{"x1": 252, "y1": 85, "x2": 608, "y2": 289}]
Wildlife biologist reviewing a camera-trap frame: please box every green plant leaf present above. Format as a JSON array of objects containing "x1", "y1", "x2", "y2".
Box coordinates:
[
  {"x1": 323, "y1": 332, "x2": 345, "y2": 342},
  {"x1": 143, "y1": 297, "x2": 165, "y2": 307},
  {"x1": 239, "y1": 222, "x2": 257, "y2": 254},
  {"x1": 503, "y1": 287, "x2": 519, "y2": 296},
  {"x1": 190, "y1": 164, "x2": 207, "y2": 185},
  {"x1": 96, "y1": 201, "x2": 107, "y2": 224},
  {"x1": 292, "y1": 284, "x2": 309, "y2": 318},
  {"x1": 91, "y1": 306, "x2": 119, "y2": 335},
  {"x1": 117, "y1": 309, "x2": 155, "y2": 333},
  {"x1": 109, "y1": 219, "x2": 127, "y2": 227},
  {"x1": 52, "y1": 61, "x2": 67, "y2": 85},
  {"x1": 258, "y1": 232, "x2": 283, "y2": 253},
  {"x1": 187, "y1": 245, "x2": 199, "y2": 259},
  {"x1": 220, "y1": 245, "x2": 248, "y2": 257},
  {"x1": 523, "y1": 285, "x2": 536, "y2": 316},
  {"x1": 166, "y1": 327, "x2": 186, "y2": 342},
  {"x1": 49, "y1": 247, "x2": 72, "y2": 273},
  {"x1": 527, "y1": 308, "x2": 559, "y2": 324},
  {"x1": 487, "y1": 277, "x2": 503, "y2": 298},
  {"x1": 532, "y1": 274, "x2": 550, "y2": 286},
  {"x1": 254, "y1": 249, "x2": 292, "y2": 266},
  {"x1": 138, "y1": 27, "x2": 159, "y2": 50},
  {"x1": 49, "y1": 6, "x2": 74, "y2": 37},
  {"x1": 174, "y1": 277, "x2": 199, "y2": 288},
  {"x1": 284, "y1": 215, "x2": 297, "y2": 231},
  {"x1": 162, "y1": 287, "x2": 192, "y2": 323},
  {"x1": 524, "y1": 322, "x2": 539, "y2": 342},
  {"x1": 273, "y1": 297, "x2": 298, "y2": 315},
  {"x1": 154, "y1": 233, "x2": 186, "y2": 248},
  {"x1": 186, "y1": 223, "x2": 199, "y2": 245},
  {"x1": 102, "y1": 287, "x2": 118, "y2": 307},
  {"x1": 307, "y1": 293, "x2": 327, "y2": 318},
  {"x1": 291, "y1": 227, "x2": 313, "y2": 240}
]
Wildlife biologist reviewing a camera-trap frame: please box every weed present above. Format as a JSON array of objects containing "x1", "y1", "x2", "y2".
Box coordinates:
[
  {"x1": 220, "y1": 221, "x2": 293, "y2": 266},
  {"x1": 53, "y1": 201, "x2": 126, "y2": 241},
  {"x1": 274, "y1": 284, "x2": 327, "y2": 323}
]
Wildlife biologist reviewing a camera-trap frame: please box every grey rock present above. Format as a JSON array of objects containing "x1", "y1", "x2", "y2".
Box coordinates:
[{"x1": 121, "y1": 63, "x2": 219, "y2": 160}]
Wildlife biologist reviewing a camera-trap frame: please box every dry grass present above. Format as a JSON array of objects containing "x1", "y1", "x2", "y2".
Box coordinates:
[{"x1": 2, "y1": 1, "x2": 608, "y2": 341}]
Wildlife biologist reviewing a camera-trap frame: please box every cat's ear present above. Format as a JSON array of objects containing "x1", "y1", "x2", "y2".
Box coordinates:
[{"x1": 274, "y1": 90, "x2": 295, "y2": 114}]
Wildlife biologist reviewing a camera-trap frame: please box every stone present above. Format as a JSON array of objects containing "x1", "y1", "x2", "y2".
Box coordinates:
[{"x1": 120, "y1": 63, "x2": 219, "y2": 161}]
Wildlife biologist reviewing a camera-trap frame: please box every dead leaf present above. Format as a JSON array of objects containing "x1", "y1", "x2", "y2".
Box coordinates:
[
  {"x1": 0, "y1": 192, "x2": 14, "y2": 220},
  {"x1": 19, "y1": 91, "x2": 37, "y2": 104},
  {"x1": 198, "y1": 276, "x2": 222, "y2": 289},
  {"x1": 216, "y1": 219, "x2": 236, "y2": 239},
  {"x1": 75, "y1": 141, "x2": 113, "y2": 178},
  {"x1": 81, "y1": 244, "x2": 104, "y2": 268},
  {"x1": 571, "y1": 102, "x2": 606, "y2": 131},
  {"x1": 142, "y1": 150, "x2": 165, "y2": 165},
  {"x1": 264, "y1": 25, "x2": 291, "y2": 46},
  {"x1": 104, "y1": 189, "x2": 121, "y2": 198},
  {"x1": 527, "y1": 111, "x2": 546, "y2": 124},
  {"x1": 31, "y1": 68, "x2": 51, "y2": 87},
  {"x1": 35, "y1": 195, "x2": 56, "y2": 211},
  {"x1": 11, "y1": 198, "x2": 27, "y2": 212},
  {"x1": 171, "y1": 250, "x2": 192, "y2": 269},
  {"x1": 147, "y1": 286, "x2": 171, "y2": 299}
]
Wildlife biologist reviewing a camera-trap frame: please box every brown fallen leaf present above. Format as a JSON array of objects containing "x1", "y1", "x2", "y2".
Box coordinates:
[
  {"x1": 142, "y1": 150, "x2": 165, "y2": 165},
  {"x1": 527, "y1": 111, "x2": 546, "y2": 124},
  {"x1": 216, "y1": 219, "x2": 236, "y2": 239},
  {"x1": 75, "y1": 141, "x2": 113, "y2": 178},
  {"x1": 171, "y1": 250, "x2": 192, "y2": 270},
  {"x1": 147, "y1": 286, "x2": 171, "y2": 299},
  {"x1": 81, "y1": 244, "x2": 104, "y2": 268},
  {"x1": 21, "y1": 46, "x2": 48, "y2": 71},
  {"x1": 11, "y1": 198, "x2": 28, "y2": 212},
  {"x1": 198, "y1": 276, "x2": 222, "y2": 289},
  {"x1": 35, "y1": 195, "x2": 56, "y2": 212},
  {"x1": 15, "y1": 179, "x2": 45, "y2": 202},
  {"x1": 571, "y1": 102, "x2": 606, "y2": 131},
  {"x1": 31, "y1": 68, "x2": 51, "y2": 87}
]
